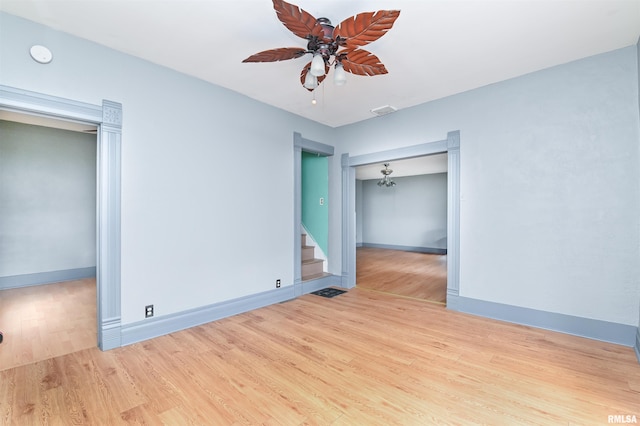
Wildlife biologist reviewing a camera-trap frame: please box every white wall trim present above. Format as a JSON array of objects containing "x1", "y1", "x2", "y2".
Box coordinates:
[
  {"x1": 446, "y1": 132, "x2": 461, "y2": 298},
  {"x1": 361, "y1": 243, "x2": 447, "y2": 255},
  {"x1": 98, "y1": 99, "x2": 122, "y2": 350},
  {"x1": 122, "y1": 286, "x2": 296, "y2": 345},
  {"x1": 121, "y1": 279, "x2": 341, "y2": 346},
  {"x1": 635, "y1": 327, "x2": 640, "y2": 363},
  {"x1": 0, "y1": 267, "x2": 96, "y2": 290},
  {"x1": 448, "y1": 295, "x2": 637, "y2": 347},
  {"x1": 0, "y1": 84, "x2": 122, "y2": 351},
  {"x1": 293, "y1": 132, "x2": 335, "y2": 294},
  {"x1": 300, "y1": 274, "x2": 341, "y2": 294}
]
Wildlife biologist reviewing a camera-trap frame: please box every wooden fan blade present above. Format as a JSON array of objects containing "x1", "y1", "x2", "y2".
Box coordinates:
[
  {"x1": 342, "y1": 49, "x2": 388, "y2": 76},
  {"x1": 334, "y1": 10, "x2": 400, "y2": 48},
  {"x1": 300, "y1": 62, "x2": 328, "y2": 91},
  {"x1": 273, "y1": 0, "x2": 324, "y2": 40},
  {"x1": 242, "y1": 47, "x2": 307, "y2": 63}
]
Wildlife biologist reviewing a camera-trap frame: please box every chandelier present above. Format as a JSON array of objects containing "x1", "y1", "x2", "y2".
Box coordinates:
[{"x1": 377, "y1": 163, "x2": 396, "y2": 187}]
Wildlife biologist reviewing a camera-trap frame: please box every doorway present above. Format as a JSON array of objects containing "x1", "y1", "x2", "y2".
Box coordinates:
[
  {"x1": 341, "y1": 131, "x2": 461, "y2": 306},
  {"x1": 0, "y1": 117, "x2": 97, "y2": 369},
  {"x1": 0, "y1": 84, "x2": 123, "y2": 350},
  {"x1": 293, "y1": 132, "x2": 336, "y2": 296},
  {"x1": 301, "y1": 150, "x2": 329, "y2": 281},
  {"x1": 354, "y1": 156, "x2": 448, "y2": 304}
]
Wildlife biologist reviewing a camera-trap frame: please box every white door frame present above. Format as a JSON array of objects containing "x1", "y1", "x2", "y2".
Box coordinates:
[
  {"x1": 340, "y1": 131, "x2": 461, "y2": 305},
  {"x1": 0, "y1": 85, "x2": 122, "y2": 350},
  {"x1": 293, "y1": 132, "x2": 335, "y2": 295}
]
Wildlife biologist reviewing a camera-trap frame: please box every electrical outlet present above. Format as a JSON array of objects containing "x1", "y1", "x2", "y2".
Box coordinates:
[
  {"x1": 276, "y1": 279, "x2": 281, "y2": 288},
  {"x1": 145, "y1": 304, "x2": 154, "y2": 318}
]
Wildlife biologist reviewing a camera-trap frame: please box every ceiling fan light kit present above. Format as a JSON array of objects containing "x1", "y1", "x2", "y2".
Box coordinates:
[
  {"x1": 333, "y1": 62, "x2": 347, "y2": 86},
  {"x1": 303, "y1": 71, "x2": 318, "y2": 89},
  {"x1": 243, "y1": 0, "x2": 400, "y2": 91},
  {"x1": 310, "y1": 53, "x2": 326, "y2": 77}
]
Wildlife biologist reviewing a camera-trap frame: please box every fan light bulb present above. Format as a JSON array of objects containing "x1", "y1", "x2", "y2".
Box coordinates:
[
  {"x1": 303, "y1": 71, "x2": 318, "y2": 89},
  {"x1": 334, "y1": 62, "x2": 347, "y2": 86},
  {"x1": 310, "y1": 53, "x2": 326, "y2": 77}
]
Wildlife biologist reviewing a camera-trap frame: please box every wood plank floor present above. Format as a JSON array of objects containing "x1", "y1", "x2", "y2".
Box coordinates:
[
  {"x1": 357, "y1": 247, "x2": 447, "y2": 303},
  {"x1": 0, "y1": 279, "x2": 96, "y2": 371},
  {"x1": 1, "y1": 287, "x2": 638, "y2": 425}
]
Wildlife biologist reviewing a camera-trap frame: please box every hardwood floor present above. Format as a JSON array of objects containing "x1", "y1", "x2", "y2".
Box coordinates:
[
  {"x1": 1, "y1": 287, "x2": 638, "y2": 425},
  {"x1": 357, "y1": 247, "x2": 447, "y2": 303},
  {"x1": 0, "y1": 279, "x2": 96, "y2": 371}
]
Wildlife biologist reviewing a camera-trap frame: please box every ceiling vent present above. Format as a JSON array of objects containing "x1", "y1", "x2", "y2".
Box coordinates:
[{"x1": 370, "y1": 105, "x2": 397, "y2": 117}]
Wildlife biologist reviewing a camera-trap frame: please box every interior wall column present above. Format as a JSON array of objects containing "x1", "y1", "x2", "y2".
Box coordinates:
[{"x1": 97, "y1": 100, "x2": 122, "y2": 350}]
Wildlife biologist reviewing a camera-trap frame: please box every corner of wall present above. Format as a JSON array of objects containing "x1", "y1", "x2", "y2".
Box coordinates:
[
  {"x1": 635, "y1": 327, "x2": 640, "y2": 364},
  {"x1": 636, "y1": 35, "x2": 640, "y2": 366}
]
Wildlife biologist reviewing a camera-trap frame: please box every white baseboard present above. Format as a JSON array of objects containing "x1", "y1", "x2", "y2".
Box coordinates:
[
  {"x1": 361, "y1": 243, "x2": 446, "y2": 255},
  {"x1": 113, "y1": 274, "x2": 639, "y2": 369},
  {"x1": 635, "y1": 328, "x2": 640, "y2": 364},
  {"x1": 296, "y1": 274, "x2": 342, "y2": 295},
  {"x1": 121, "y1": 276, "x2": 343, "y2": 347},
  {"x1": 0, "y1": 267, "x2": 96, "y2": 290},
  {"x1": 121, "y1": 285, "x2": 296, "y2": 346},
  {"x1": 447, "y1": 295, "x2": 636, "y2": 347}
]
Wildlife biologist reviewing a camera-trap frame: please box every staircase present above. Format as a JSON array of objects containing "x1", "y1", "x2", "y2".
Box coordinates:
[{"x1": 301, "y1": 234, "x2": 325, "y2": 281}]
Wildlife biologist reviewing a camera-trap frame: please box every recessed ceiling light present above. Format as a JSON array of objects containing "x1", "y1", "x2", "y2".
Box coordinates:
[{"x1": 370, "y1": 105, "x2": 397, "y2": 117}]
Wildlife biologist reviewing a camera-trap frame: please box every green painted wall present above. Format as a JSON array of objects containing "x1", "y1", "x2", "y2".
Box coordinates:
[{"x1": 301, "y1": 151, "x2": 328, "y2": 255}]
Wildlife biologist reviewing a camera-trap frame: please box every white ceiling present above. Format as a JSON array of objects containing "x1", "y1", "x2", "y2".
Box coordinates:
[
  {"x1": 1, "y1": 1, "x2": 639, "y2": 129},
  {"x1": 0, "y1": 110, "x2": 98, "y2": 133},
  {"x1": 355, "y1": 154, "x2": 448, "y2": 180}
]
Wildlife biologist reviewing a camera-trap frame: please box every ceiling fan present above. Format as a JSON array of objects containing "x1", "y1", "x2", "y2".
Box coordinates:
[{"x1": 242, "y1": 0, "x2": 400, "y2": 91}]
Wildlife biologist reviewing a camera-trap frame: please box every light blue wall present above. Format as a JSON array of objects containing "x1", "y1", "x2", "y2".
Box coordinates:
[
  {"x1": 332, "y1": 46, "x2": 640, "y2": 328},
  {"x1": 0, "y1": 12, "x2": 331, "y2": 324},
  {"x1": 2, "y1": 11, "x2": 639, "y2": 346},
  {"x1": 359, "y1": 173, "x2": 447, "y2": 249},
  {"x1": 0, "y1": 120, "x2": 96, "y2": 278}
]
